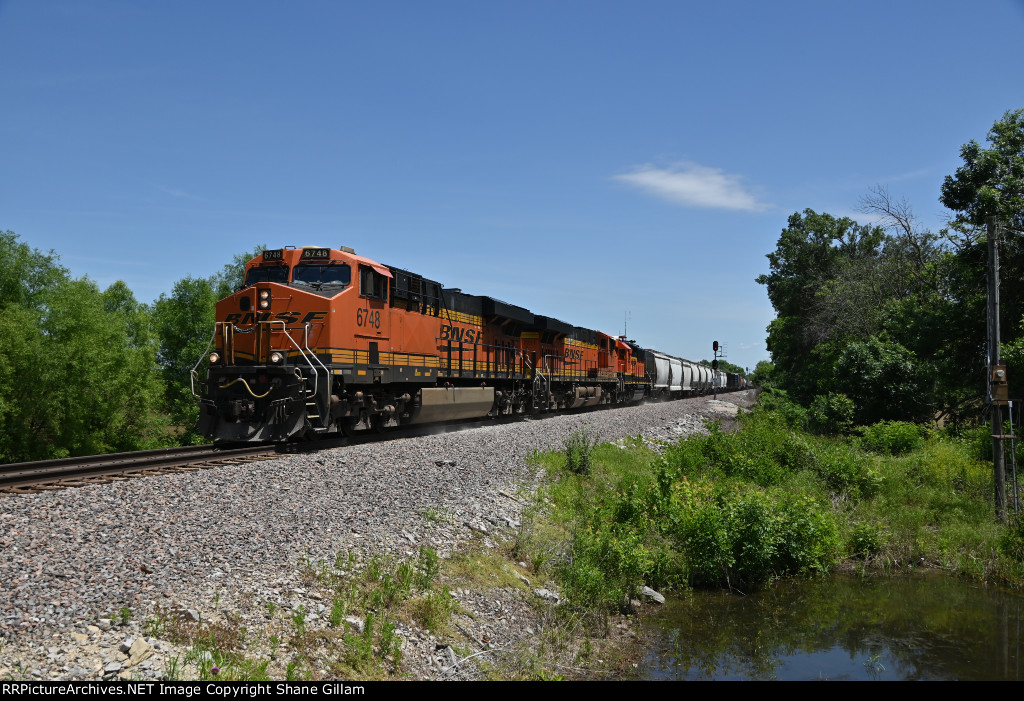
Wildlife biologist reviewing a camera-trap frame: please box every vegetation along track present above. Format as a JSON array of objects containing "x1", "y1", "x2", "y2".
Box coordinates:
[{"x1": 0, "y1": 444, "x2": 280, "y2": 493}]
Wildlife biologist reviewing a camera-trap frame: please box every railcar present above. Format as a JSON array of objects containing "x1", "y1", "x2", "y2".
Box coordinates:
[{"x1": 193, "y1": 245, "x2": 663, "y2": 443}]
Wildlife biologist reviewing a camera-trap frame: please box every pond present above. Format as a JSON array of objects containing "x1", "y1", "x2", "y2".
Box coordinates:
[{"x1": 639, "y1": 572, "x2": 1024, "y2": 680}]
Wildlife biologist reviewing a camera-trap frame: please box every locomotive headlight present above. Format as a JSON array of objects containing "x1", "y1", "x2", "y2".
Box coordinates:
[
  {"x1": 269, "y1": 351, "x2": 284, "y2": 364},
  {"x1": 259, "y1": 290, "x2": 270, "y2": 300},
  {"x1": 209, "y1": 352, "x2": 220, "y2": 364},
  {"x1": 259, "y1": 299, "x2": 270, "y2": 309}
]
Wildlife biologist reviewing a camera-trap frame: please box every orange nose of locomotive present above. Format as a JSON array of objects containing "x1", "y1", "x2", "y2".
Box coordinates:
[{"x1": 197, "y1": 246, "x2": 351, "y2": 442}]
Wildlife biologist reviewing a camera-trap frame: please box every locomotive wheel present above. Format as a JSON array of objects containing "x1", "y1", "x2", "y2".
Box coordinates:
[{"x1": 339, "y1": 417, "x2": 358, "y2": 438}]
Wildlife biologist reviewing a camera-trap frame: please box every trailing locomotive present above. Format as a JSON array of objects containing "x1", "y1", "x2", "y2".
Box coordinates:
[{"x1": 193, "y1": 246, "x2": 740, "y2": 443}]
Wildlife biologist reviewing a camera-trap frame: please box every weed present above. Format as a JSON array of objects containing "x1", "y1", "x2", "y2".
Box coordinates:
[
  {"x1": 291, "y1": 605, "x2": 307, "y2": 634},
  {"x1": 144, "y1": 612, "x2": 166, "y2": 638},
  {"x1": 265, "y1": 600, "x2": 277, "y2": 617},
  {"x1": 285, "y1": 661, "x2": 307, "y2": 681},
  {"x1": 422, "y1": 506, "x2": 455, "y2": 524},
  {"x1": 365, "y1": 555, "x2": 385, "y2": 584},
  {"x1": 118, "y1": 607, "x2": 132, "y2": 626},
  {"x1": 183, "y1": 630, "x2": 270, "y2": 681},
  {"x1": 416, "y1": 546, "x2": 440, "y2": 590},
  {"x1": 343, "y1": 613, "x2": 376, "y2": 669},
  {"x1": 163, "y1": 655, "x2": 181, "y2": 681},
  {"x1": 378, "y1": 618, "x2": 403, "y2": 668},
  {"x1": 396, "y1": 560, "x2": 415, "y2": 592},
  {"x1": 864, "y1": 653, "x2": 885, "y2": 676},
  {"x1": 411, "y1": 586, "x2": 455, "y2": 632},
  {"x1": 563, "y1": 426, "x2": 599, "y2": 476},
  {"x1": 329, "y1": 598, "x2": 347, "y2": 627},
  {"x1": 335, "y1": 549, "x2": 357, "y2": 571}
]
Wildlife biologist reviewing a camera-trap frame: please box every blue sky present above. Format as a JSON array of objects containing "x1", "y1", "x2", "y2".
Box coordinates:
[{"x1": 3, "y1": 1, "x2": 1023, "y2": 372}]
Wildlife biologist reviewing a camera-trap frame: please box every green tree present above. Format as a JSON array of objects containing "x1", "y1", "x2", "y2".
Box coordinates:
[
  {"x1": 756, "y1": 210, "x2": 889, "y2": 403},
  {"x1": 211, "y1": 245, "x2": 266, "y2": 299},
  {"x1": 153, "y1": 247, "x2": 266, "y2": 442},
  {"x1": 941, "y1": 109, "x2": 1024, "y2": 232},
  {"x1": 940, "y1": 109, "x2": 1024, "y2": 404},
  {"x1": 831, "y1": 337, "x2": 929, "y2": 425},
  {"x1": 700, "y1": 359, "x2": 745, "y2": 375},
  {"x1": 756, "y1": 204, "x2": 961, "y2": 424},
  {"x1": 0, "y1": 233, "x2": 167, "y2": 462},
  {"x1": 0, "y1": 230, "x2": 66, "y2": 307},
  {"x1": 152, "y1": 276, "x2": 219, "y2": 441},
  {"x1": 749, "y1": 360, "x2": 775, "y2": 389}
]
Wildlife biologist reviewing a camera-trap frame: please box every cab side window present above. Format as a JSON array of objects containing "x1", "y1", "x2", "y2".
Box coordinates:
[{"x1": 360, "y1": 266, "x2": 388, "y2": 301}]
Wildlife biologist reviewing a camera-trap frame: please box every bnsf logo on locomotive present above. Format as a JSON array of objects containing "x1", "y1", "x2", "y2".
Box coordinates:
[
  {"x1": 439, "y1": 325, "x2": 480, "y2": 344},
  {"x1": 565, "y1": 348, "x2": 584, "y2": 361},
  {"x1": 225, "y1": 311, "x2": 328, "y2": 325}
]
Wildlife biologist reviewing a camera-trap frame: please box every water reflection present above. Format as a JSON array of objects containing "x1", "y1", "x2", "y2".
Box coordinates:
[{"x1": 640, "y1": 573, "x2": 1024, "y2": 680}]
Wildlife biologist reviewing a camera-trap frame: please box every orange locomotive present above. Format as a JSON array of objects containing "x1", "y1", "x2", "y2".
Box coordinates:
[{"x1": 195, "y1": 245, "x2": 651, "y2": 442}]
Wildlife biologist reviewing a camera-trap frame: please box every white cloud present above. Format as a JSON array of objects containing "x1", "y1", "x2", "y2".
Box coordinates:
[{"x1": 613, "y1": 162, "x2": 770, "y2": 212}]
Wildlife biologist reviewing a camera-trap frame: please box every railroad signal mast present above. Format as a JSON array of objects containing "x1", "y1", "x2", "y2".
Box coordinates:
[{"x1": 712, "y1": 340, "x2": 720, "y2": 400}]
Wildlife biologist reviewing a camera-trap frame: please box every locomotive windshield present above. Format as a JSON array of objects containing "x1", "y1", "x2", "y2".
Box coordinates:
[
  {"x1": 293, "y1": 262, "x2": 352, "y2": 289},
  {"x1": 243, "y1": 265, "x2": 290, "y2": 287}
]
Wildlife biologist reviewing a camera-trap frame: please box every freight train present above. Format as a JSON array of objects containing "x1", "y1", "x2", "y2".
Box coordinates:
[{"x1": 192, "y1": 246, "x2": 744, "y2": 442}]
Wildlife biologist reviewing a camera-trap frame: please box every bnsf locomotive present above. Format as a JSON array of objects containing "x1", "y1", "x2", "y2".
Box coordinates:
[{"x1": 193, "y1": 246, "x2": 743, "y2": 442}]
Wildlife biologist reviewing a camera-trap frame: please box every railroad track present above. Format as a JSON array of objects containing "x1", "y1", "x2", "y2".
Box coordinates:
[{"x1": 0, "y1": 444, "x2": 281, "y2": 493}]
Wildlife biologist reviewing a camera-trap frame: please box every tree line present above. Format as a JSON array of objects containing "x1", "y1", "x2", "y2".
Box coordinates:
[
  {"x1": 0, "y1": 235, "x2": 262, "y2": 463},
  {"x1": 756, "y1": 109, "x2": 1024, "y2": 430}
]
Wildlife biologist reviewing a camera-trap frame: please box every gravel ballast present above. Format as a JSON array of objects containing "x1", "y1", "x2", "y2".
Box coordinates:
[{"x1": 0, "y1": 392, "x2": 754, "y2": 680}]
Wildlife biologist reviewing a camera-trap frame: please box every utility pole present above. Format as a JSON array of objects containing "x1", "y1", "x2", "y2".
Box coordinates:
[{"x1": 987, "y1": 217, "x2": 1008, "y2": 523}]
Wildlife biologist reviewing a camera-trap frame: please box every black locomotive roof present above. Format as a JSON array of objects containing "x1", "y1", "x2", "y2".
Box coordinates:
[
  {"x1": 532, "y1": 315, "x2": 574, "y2": 336},
  {"x1": 481, "y1": 297, "x2": 534, "y2": 325}
]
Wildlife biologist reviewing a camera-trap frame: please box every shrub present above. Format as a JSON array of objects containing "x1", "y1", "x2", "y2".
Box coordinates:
[
  {"x1": 558, "y1": 524, "x2": 656, "y2": 609},
  {"x1": 848, "y1": 523, "x2": 886, "y2": 559},
  {"x1": 754, "y1": 389, "x2": 808, "y2": 429},
  {"x1": 860, "y1": 420, "x2": 926, "y2": 455},
  {"x1": 1000, "y1": 519, "x2": 1024, "y2": 563},
  {"x1": 808, "y1": 393, "x2": 855, "y2": 435},
  {"x1": 812, "y1": 442, "x2": 881, "y2": 499},
  {"x1": 773, "y1": 492, "x2": 842, "y2": 576},
  {"x1": 669, "y1": 480, "x2": 734, "y2": 587},
  {"x1": 667, "y1": 481, "x2": 840, "y2": 589}
]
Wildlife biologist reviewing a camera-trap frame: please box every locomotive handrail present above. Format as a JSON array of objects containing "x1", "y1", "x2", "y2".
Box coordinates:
[
  {"x1": 434, "y1": 337, "x2": 532, "y2": 378},
  {"x1": 303, "y1": 321, "x2": 332, "y2": 411},
  {"x1": 267, "y1": 320, "x2": 330, "y2": 403},
  {"x1": 189, "y1": 326, "x2": 219, "y2": 399},
  {"x1": 255, "y1": 320, "x2": 331, "y2": 433}
]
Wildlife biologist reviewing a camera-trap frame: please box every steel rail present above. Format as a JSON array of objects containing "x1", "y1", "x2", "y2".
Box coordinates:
[{"x1": 0, "y1": 444, "x2": 279, "y2": 492}]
